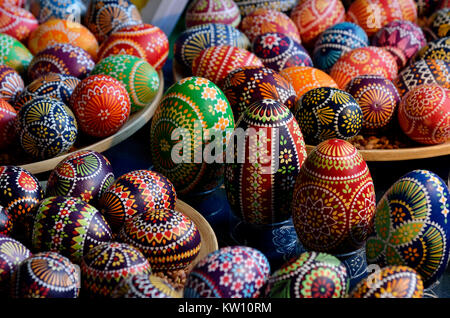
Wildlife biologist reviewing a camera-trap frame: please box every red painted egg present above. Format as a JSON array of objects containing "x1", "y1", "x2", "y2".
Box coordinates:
[
  {"x1": 0, "y1": 65, "x2": 23, "y2": 103},
  {"x1": 97, "y1": 24, "x2": 169, "y2": 71},
  {"x1": 398, "y1": 84, "x2": 450, "y2": 145},
  {"x1": 0, "y1": 99, "x2": 16, "y2": 150},
  {"x1": 292, "y1": 139, "x2": 376, "y2": 254},
  {"x1": 185, "y1": 0, "x2": 241, "y2": 28},
  {"x1": 0, "y1": 4, "x2": 38, "y2": 42},
  {"x1": 69, "y1": 75, "x2": 131, "y2": 138}
]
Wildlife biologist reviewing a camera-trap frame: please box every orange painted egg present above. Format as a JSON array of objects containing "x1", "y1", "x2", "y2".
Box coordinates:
[
  {"x1": 185, "y1": 0, "x2": 241, "y2": 28},
  {"x1": 0, "y1": 99, "x2": 16, "y2": 150},
  {"x1": 0, "y1": 4, "x2": 38, "y2": 42}
]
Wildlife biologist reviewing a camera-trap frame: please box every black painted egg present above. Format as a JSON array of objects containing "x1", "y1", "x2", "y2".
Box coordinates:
[
  {"x1": 0, "y1": 205, "x2": 12, "y2": 236},
  {"x1": 413, "y1": 37, "x2": 450, "y2": 63},
  {"x1": 0, "y1": 234, "x2": 31, "y2": 294},
  {"x1": 429, "y1": 8, "x2": 450, "y2": 39},
  {"x1": 111, "y1": 274, "x2": 182, "y2": 298}
]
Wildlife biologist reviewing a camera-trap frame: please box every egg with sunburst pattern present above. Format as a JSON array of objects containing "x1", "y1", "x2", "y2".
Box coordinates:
[
  {"x1": 0, "y1": 65, "x2": 24, "y2": 104},
  {"x1": 0, "y1": 235, "x2": 31, "y2": 295}
]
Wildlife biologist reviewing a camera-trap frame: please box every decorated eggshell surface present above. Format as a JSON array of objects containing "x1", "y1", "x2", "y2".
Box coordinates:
[
  {"x1": 0, "y1": 4, "x2": 38, "y2": 42},
  {"x1": 118, "y1": 208, "x2": 201, "y2": 271},
  {"x1": 413, "y1": 37, "x2": 450, "y2": 63},
  {"x1": 90, "y1": 54, "x2": 159, "y2": 113},
  {"x1": 366, "y1": 169, "x2": 450, "y2": 288},
  {"x1": 111, "y1": 274, "x2": 181, "y2": 298},
  {"x1": 97, "y1": 24, "x2": 169, "y2": 71},
  {"x1": 185, "y1": 0, "x2": 241, "y2": 28},
  {"x1": 0, "y1": 65, "x2": 24, "y2": 104},
  {"x1": 11, "y1": 251, "x2": 80, "y2": 298},
  {"x1": 27, "y1": 43, "x2": 95, "y2": 81},
  {"x1": 292, "y1": 139, "x2": 376, "y2": 254},
  {"x1": 0, "y1": 33, "x2": 34, "y2": 75},
  {"x1": 0, "y1": 235, "x2": 31, "y2": 293},
  {"x1": 313, "y1": 22, "x2": 369, "y2": 73},
  {"x1": 81, "y1": 242, "x2": 152, "y2": 298},
  {"x1": 184, "y1": 246, "x2": 271, "y2": 298},
  {"x1": 174, "y1": 23, "x2": 250, "y2": 70},
  {"x1": 234, "y1": 0, "x2": 297, "y2": 16},
  {"x1": 16, "y1": 97, "x2": 78, "y2": 160},
  {"x1": 224, "y1": 99, "x2": 307, "y2": 225},
  {"x1": 350, "y1": 266, "x2": 423, "y2": 298},
  {"x1": 429, "y1": 8, "x2": 450, "y2": 39},
  {"x1": 0, "y1": 99, "x2": 16, "y2": 149},
  {"x1": 0, "y1": 206, "x2": 11, "y2": 236},
  {"x1": 30, "y1": 0, "x2": 86, "y2": 23},
  {"x1": 252, "y1": 32, "x2": 313, "y2": 73},
  {"x1": 150, "y1": 77, "x2": 235, "y2": 195},
  {"x1": 294, "y1": 87, "x2": 363, "y2": 144},
  {"x1": 98, "y1": 170, "x2": 177, "y2": 232},
  {"x1": 265, "y1": 252, "x2": 348, "y2": 298}
]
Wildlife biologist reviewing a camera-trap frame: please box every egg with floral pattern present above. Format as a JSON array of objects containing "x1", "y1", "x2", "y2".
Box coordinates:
[
  {"x1": 185, "y1": 0, "x2": 241, "y2": 28},
  {"x1": 0, "y1": 4, "x2": 38, "y2": 42},
  {"x1": 413, "y1": 37, "x2": 450, "y2": 63},
  {"x1": 0, "y1": 65, "x2": 23, "y2": 104},
  {"x1": 0, "y1": 99, "x2": 16, "y2": 149},
  {"x1": 0, "y1": 33, "x2": 34, "y2": 75},
  {"x1": 0, "y1": 235, "x2": 31, "y2": 294},
  {"x1": 111, "y1": 274, "x2": 182, "y2": 298},
  {"x1": 234, "y1": 0, "x2": 297, "y2": 16},
  {"x1": 30, "y1": 0, "x2": 86, "y2": 23}
]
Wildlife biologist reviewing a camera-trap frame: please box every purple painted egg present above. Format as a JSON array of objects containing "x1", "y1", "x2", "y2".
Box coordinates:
[
  {"x1": 184, "y1": 246, "x2": 271, "y2": 298},
  {"x1": 0, "y1": 65, "x2": 24, "y2": 104},
  {"x1": 252, "y1": 32, "x2": 313, "y2": 72},
  {"x1": 46, "y1": 150, "x2": 115, "y2": 205},
  {"x1": 31, "y1": 196, "x2": 113, "y2": 264},
  {"x1": 0, "y1": 206, "x2": 12, "y2": 236},
  {"x1": 111, "y1": 274, "x2": 181, "y2": 298},
  {"x1": 0, "y1": 234, "x2": 31, "y2": 294},
  {"x1": 27, "y1": 43, "x2": 95, "y2": 81}
]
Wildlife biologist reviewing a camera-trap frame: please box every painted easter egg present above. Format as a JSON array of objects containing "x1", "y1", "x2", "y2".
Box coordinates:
[
  {"x1": 30, "y1": 0, "x2": 86, "y2": 23},
  {"x1": 0, "y1": 99, "x2": 16, "y2": 149},
  {"x1": 90, "y1": 54, "x2": 159, "y2": 113},
  {"x1": 414, "y1": 37, "x2": 450, "y2": 63},
  {"x1": 98, "y1": 170, "x2": 177, "y2": 232},
  {"x1": 97, "y1": 24, "x2": 169, "y2": 71},
  {"x1": 280, "y1": 66, "x2": 338, "y2": 101},
  {"x1": 174, "y1": 23, "x2": 250, "y2": 70},
  {"x1": 292, "y1": 139, "x2": 376, "y2": 254},
  {"x1": 0, "y1": 4, "x2": 38, "y2": 42},
  {"x1": 111, "y1": 274, "x2": 181, "y2": 298},
  {"x1": 150, "y1": 77, "x2": 235, "y2": 195},
  {"x1": 252, "y1": 32, "x2": 313, "y2": 72},
  {"x1": 185, "y1": 0, "x2": 241, "y2": 28},
  {"x1": 394, "y1": 59, "x2": 450, "y2": 98},
  {"x1": 366, "y1": 169, "x2": 450, "y2": 288},
  {"x1": 0, "y1": 207, "x2": 11, "y2": 236},
  {"x1": 192, "y1": 45, "x2": 263, "y2": 85},
  {"x1": 184, "y1": 246, "x2": 271, "y2": 298},
  {"x1": 14, "y1": 73, "x2": 80, "y2": 111},
  {"x1": 265, "y1": 252, "x2": 349, "y2": 298},
  {"x1": 0, "y1": 33, "x2": 34, "y2": 75},
  {"x1": 290, "y1": 0, "x2": 346, "y2": 47},
  {"x1": 46, "y1": 150, "x2": 115, "y2": 204},
  {"x1": 345, "y1": 75, "x2": 400, "y2": 133},
  {"x1": 69, "y1": 75, "x2": 130, "y2": 138},
  {"x1": 0, "y1": 235, "x2": 31, "y2": 294},
  {"x1": 118, "y1": 208, "x2": 201, "y2": 271},
  {"x1": 224, "y1": 99, "x2": 307, "y2": 225},
  {"x1": 350, "y1": 266, "x2": 423, "y2": 298},
  {"x1": 329, "y1": 47, "x2": 398, "y2": 89},
  {"x1": 294, "y1": 87, "x2": 363, "y2": 144},
  {"x1": 429, "y1": 8, "x2": 450, "y2": 39},
  {"x1": 0, "y1": 0, "x2": 25, "y2": 7},
  {"x1": 31, "y1": 196, "x2": 113, "y2": 264},
  {"x1": 239, "y1": 8, "x2": 301, "y2": 44},
  {"x1": 397, "y1": 84, "x2": 450, "y2": 145},
  {"x1": 0, "y1": 65, "x2": 24, "y2": 104},
  {"x1": 221, "y1": 66, "x2": 296, "y2": 120},
  {"x1": 27, "y1": 43, "x2": 95, "y2": 81},
  {"x1": 11, "y1": 251, "x2": 79, "y2": 298},
  {"x1": 27, "y1": 19, "x2": 99, "y2": 59},
  {"x1": 84, "y1": 0, "x2": 142, "y2": 43},
  {"x1": 81, "y1": 242, "x2": 152, "y2": 298},
  {"x1": 234, "y1": 0, "x2": 297, "y2": 16},
  {"x1": 313, "y1": 22, "x2": 369, "y2": 73},
  {"x1": 16, "y1": 97, "x2": 78, "y2": 160}
]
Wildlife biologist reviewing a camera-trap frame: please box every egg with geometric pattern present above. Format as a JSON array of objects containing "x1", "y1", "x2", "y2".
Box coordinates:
[
  {"x1": 234, "y1": 0, "x2": 297, "y2": 16},
  {"x1": 429, "y1": 8, "x2": 450, "y2": 39},
  {"x1": 0, "y1": 33, "x2": 34, "y2": 75},
  {"x1": 0, "y1": 235, "x2": 31, "y2": 295},
  {"x1": 0, "y1": 4, "x2": 38, "y2": 42},
  {"x1": 111, "y1": 274, "x2": 182, "y2": 298},
  {"x1": 30, "y1": 0, "x2": 86, "y2": 23},
  {"x1": 185, "y1": 0, "x2": 241, "y2": 28},
  {"x1": 413, "y1": 37, "x2": 450, "y2": 63}
]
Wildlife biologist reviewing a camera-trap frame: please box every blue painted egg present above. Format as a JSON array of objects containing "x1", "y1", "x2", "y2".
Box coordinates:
[
  {"x1": 366, "y1": 170, "x2": 450, "y2": 288},
  {"x1": 413, "y1": 36, "x2": 450, "y2": 63},
  {"x1": 313, "y1": 22, "x2": 369, "y2": 73},
  {"x1": 30, "y1": 0, "x2": 86, "y2": 24}
]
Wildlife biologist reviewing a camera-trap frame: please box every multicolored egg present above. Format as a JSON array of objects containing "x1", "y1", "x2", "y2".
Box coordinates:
[
  {"x1": 11, "y1": 251, "x2": 80, "y2": 298},
  {"x1": 350, "y1": 266, "x2": 423, "y2": 298},
  {"x1": 280, "y1": 66, "x2": 338, "y2": 101},
  {"x1": 90, "y1": 54, "x2": 159, "y2": 113},
  {"x1": 185, "y1": 0, "x2": 241, "y2": 28},
  {"x1": 252, "y1": 32, "x2": 313, "y2": 73},
  {"x1": 0, "y1": 235, "x2": 31, "y2": 294},
  {"x1": 239, "y1": 8, "x2": 300, "y2": 44},
  {"x1": 118, "y1": 208, "x2": 201, "y2": 271},
  {"x1": 397, "y1": 84, "x2": 450, "y2": 145},
  {"x1": 234, "y1": 0, "x2": 297, "y2": 16},
  {"x1": 0, "y1": 207, "x2": 11, "y2": 236},
  {"x1": 192, "y1": 45, "x2": 263, "y2": 85},
  {"x1": 0, "y1": 4, "x2": 38, "y2": 42},
  {"x1": 98, "y1": 170, "x2": 177, "y2": 232},
  {"x1": 97, "y1": 23, "x2": 169, "y2": 71},
  {"x1": 345, "y1": 75, "x2": 400, "y2": 133},
  {"x1": 111, "y1": 274, "x2": 181, "y2": 298},
  {"x1": 413, "y1": 37, "x2": 450, "y2": 63},
  {"x1": 0, "y1": 99, "x2": 16, "y2": 149},
  {"x1": 150, "y1": 77, "x2": 235, "y2": 195},
  {"x1": 294, "y1": 87, "x2": 363, "y2": 144},
  {"x1": 46, "y1": 150, "x2": 115, "y2": 204},
  {"x1": 290, "y1": 0, "x2": 346, "y2": 47},
  {"x1": 329, "y1": 46, "x2": 398, "y2": 89},
  {"x1": 429, "y1": 8, "x2": 450, "y2": 39},
  {"x1": 184, "y1": 246, "x2": 271, "y2": 298},
  {"x1": 224, "y1": 99, "x2": 307, "y2": 225},
  {"x1": 0, "y1": 33, "x2": 34, "y2": 75},
  {"x1": 16, "y1": 97, "x2": 78, "y2": 159},
  {"x1": 27, "y1": 43, "x2": 95, "y2": 81},
  {"x1": 0, "y1": 0, "x2": 25, "y2": 7},
  {"x1": 81, "y1": 242, "x2": 152, "y2": 298},
  {"x1": 366, "y1": 169, "x2": 450, "y2": 288},
  {"x1": 0, "y1": 65, "x2": 24, "y2": 103},
  {"x1": 69, "y1": 75, "x2": 130, "y2": 138},
  {"x1": 292, "y1": 139, "x2": 376, "y2": 254},
  {"x1": 313, "y1": 22, "x2": 369, "y2": 73},
  {"x1": 27, "y1": 19, "x2": 99, "y2": 59},
  {"x1": 265, "y1": 252, "x2": 349, "y2": 298},
  {"x1": 174, "y1": 23, "x2": 250, "y2": 70},
  {"x1": 30, "y1": 0, "x2": 86, "y2": 23}
]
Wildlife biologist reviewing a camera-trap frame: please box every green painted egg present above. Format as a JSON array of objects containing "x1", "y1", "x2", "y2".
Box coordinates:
[{"x1": 0, "y1": 33, "x2": 33, "y2": 75}]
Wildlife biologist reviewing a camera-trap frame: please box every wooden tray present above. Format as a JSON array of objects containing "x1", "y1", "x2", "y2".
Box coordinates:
[{"x1": 17, "y1": 71, "x2": 165, "y2": 175}]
